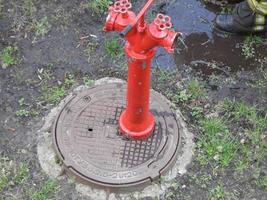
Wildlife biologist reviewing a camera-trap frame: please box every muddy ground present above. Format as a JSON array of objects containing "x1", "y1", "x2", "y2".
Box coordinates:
[{"x1": 0, "y1": 0, "x2": 266, "y2": 199}]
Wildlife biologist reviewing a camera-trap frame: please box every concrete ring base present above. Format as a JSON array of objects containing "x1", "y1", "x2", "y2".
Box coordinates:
[{"x1": 37, "y1": 77, "x2": 194, "y2": 199}]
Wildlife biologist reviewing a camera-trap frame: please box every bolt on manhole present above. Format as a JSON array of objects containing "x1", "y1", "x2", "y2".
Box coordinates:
[{"x1": 53, "y1": 83, "x2": 180, "y2": 189}]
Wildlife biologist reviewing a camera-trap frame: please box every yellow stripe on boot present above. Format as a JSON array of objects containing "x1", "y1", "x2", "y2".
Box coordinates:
[{"x1": 255, "y1": 13, "x2": 266, "y2": 25}]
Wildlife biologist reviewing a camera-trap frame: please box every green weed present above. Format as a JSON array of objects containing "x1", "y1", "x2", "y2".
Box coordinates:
[
  {"x1": 64, "y1": 73, "x2": 75, "y2": 88},
  {"x1": 29, "y1": 180, "x2": 58, "y2": 200},
  {"x1": 172, "y1": 80, "x2": 204, "y2": 104},
  {"x1": 208, "y1": 184, "x2": 227, "y2": 200},
  {"x1": 191, "y1": 106, "x2": 204, "y2": 119},
  {"x1": 40, "y1": 73, "x2": 77, "y2": 105},
  {"x1": 16, "y1": 109, "x2": 31, "y2": 117},
  {"x1": 165, "y1": 191, "x2": 175, "y2": 200},
  {"x1": 222, "y1": 100, "x2": 267, "y2": 172},
  {"x1": 83, "y1": 76, "x2": 95, "y2": 87},
  {"x1": 173, "y1": 90, "x2": 191, "y2": 103},
  {"x1": 220, "y1": 7, "x2": 234, "y2": 15},
  {"x1": 104, "y1": 39, "x2": 123, "y2": 58},
  {"x1": 197, "y1": 118, "x2": 237, "y2": 167},
  {"x1": 257, "y1": 176, "x2": 267, "y2": 189},
  {"x1": 52, "y1": 7, "x2": 70, "y2": 27},
  {"x1": 23, "y1": 0, "x2": 37, "y2": 17},
  {"x1": 16, "y1": 98, "x2": 38, "y2": 118},
  {"x1": 0, "y1": 46, "x2": 19, "y2": 68},
  {"x1": 87, "y1": 0, "x2": 111, "y2": 16},
  {"x1": 241, "y1": 35, "x2": 263, "y2": 59},
  {"x1": 33, "y1": 17, "x2": 51, "y2": 37},
  {"x1": 41, "y1": 85, "x2": 66, "y2": 105},
  {"x1": 0, "y1": 158, "x2": 29, "y2": 193},
  {"x1": 0, "y1": 157, "x2": 10, "y2": 192},
  {"x1": 223, "y1": 100, "x2": 267, "y2": 129},
  {"x1": 184, "y1": 195, "x2": 192, "y2": 200},
  {"x1": 252, "y1": 67, "x2": 267, "y2": 89},
  {"x1": 13, "y1": 163, "x2": 29, "y2": 184},
  {"x1": 196, "y1": 174, "x2": 212, "y2": 188},
  {"x1": 153, "y1": 69, "x2": 177, "y2": 93},
  {"x1": 188, "y1": 80, "x2": 204, "y2": 99}
]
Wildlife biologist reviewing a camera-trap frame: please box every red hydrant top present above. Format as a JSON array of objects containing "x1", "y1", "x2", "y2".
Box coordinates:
[{"x1": 104, "y1": 0, "x2": 179, "y2": 54}]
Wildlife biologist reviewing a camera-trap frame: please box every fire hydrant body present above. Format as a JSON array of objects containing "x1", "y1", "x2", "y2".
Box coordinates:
[{"x1": 104, "y1": 0, "x2": 179, "y2": 140}]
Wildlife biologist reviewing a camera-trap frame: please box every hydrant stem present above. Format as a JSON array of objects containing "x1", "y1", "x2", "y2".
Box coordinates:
[{"x1": 119, "y1": 44, "x2": 156, "y2": 139}]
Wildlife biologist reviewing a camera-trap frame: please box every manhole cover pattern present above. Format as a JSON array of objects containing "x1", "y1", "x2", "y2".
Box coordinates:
[{"x1": 54, "y1": 83, "x2": 180, "y2": 188}]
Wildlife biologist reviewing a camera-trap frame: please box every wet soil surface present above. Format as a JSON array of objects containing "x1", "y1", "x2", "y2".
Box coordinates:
[{"x1": 0, "y1": 0, "x2": 266, "y2": 199}]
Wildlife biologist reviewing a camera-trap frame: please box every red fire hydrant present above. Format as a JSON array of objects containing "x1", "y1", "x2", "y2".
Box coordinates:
[{"x1": 104, "y1": 0, "x2": 179, "y2": 140}]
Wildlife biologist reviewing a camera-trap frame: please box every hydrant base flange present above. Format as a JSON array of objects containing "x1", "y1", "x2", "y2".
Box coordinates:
[
  {"x1": 119, "y1": 110, "x2": 155, "y2": 140},
  {"x1": 53, "y1": 83, "x2": 180, "y2": 190}
]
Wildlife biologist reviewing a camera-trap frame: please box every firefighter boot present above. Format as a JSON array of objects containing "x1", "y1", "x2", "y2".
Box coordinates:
[{"x1": 215, "y1": 0, "x2": 267, "y2": 33}]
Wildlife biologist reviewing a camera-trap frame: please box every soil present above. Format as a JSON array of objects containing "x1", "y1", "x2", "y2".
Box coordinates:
[{"x1": 0, "y1": 0, "x2": 266, "y2": 199}]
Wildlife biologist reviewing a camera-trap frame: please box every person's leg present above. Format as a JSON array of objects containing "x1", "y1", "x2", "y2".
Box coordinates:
[{"x1": 215, "y1": 0, "x2": 267, "y2": 33}]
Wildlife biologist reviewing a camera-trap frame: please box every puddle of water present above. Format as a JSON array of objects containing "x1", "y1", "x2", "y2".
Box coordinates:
[
  {"x1": 153, "y1": 0, "x2": 267, "y2": 73},
  {"x1": 167, "y1": 0, "x2": 216, "y2": 37}
]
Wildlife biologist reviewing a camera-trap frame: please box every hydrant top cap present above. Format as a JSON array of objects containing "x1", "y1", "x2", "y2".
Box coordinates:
[{"x1": 154, "y1": 14, "x2": 172, "y2": 31}]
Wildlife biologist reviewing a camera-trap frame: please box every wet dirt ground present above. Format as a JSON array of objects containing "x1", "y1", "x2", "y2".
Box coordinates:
[{"x1": 0, "y1": 0, "x2": 266, "y2": 199}]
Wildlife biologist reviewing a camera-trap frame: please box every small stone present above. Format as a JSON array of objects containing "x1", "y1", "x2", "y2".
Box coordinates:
[
  {"x1": 206, "y1": 112, "x2": 219, "y2": 119},
  {"x1": 9, "y1": 181, "x2": 15, "y2": 186},
  {"x1": 204, "y1": 103, "x2": 211, "y2": 109},
  {"x1": 217, "y1": 146, "x2": 223, "y2": 152},
  {"x1": 21, "y1": 149, "x2": 27, "y2": 154},
  {"x1": 213, "y1": 154, "x2": 220, "y2": 161},
  {"x1": 240, "y1": 138, "x2": 245, "y2": 144}
]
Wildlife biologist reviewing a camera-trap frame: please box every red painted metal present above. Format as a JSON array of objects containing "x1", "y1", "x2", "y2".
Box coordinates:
[{"x1": 104, "y1": 0, "x2": 180, "y2": 140}]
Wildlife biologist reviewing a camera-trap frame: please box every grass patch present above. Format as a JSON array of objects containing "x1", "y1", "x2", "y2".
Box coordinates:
[
  {"x1": 197, "y1": 118, "x2": 237, "y2": 167},
  {"x1": 188, "y1": 80, "x2": 204, "y2": 99},
  {"x1": 87, "y1": 0, "x2": 111, "y2": 16},
  {"x1": 0, "y1": 157, "x2": 29, "y2": 193},
  {"x1": 41, "y1": 85, "x2": 66, "y2": 105},
  {"x1": 104, "y1": 39, "x2": 123, "y2": 58},
  {"x1": 257, "y1": 176, "x2": 267, "y2": 189},
  {"x1": 153, "y1": 69, "x2": 177, "y2": 91},
  {"x1": 222, "y1": 100, "x2": 267, "y2": 171},
  {"x1": 252, "y1": 67, "x2": 267, "y2": 89},
  {"x1": 83, "y1": 76, "x2": 95, "y2": 87},
  {"x1": 13, "y1": 163, "x2": 29, "y2": 185},
  {"x1": 208, "y1": 184, "x2": 229, "y2": 200},
  {"x1": 0, "y1": 46, "x2": 20, "y2": 68},
  {"x1": 16, "y1": 98, "x2": 38, "y2": 118},
  {"x1": 32, "y1": 17, "x2": 51, "y2": 37},
  {"x1": 191, "y1": 106, "x2": 204, "y2": 119},
  {"x1": 197, "y1": 100, "x2": 267, "y2": 169},
  {"x1": 29, "y1": 180, "x2": 58, "y2": 200},
  {"x1": 0, "y1": 157, "x2": 10, "y2": 192},
  {"x1": 40, "y1": 72, "x2": 76, "y2": 105},
  {"x1": 172, "y1": 80, "x2": 204, "y2": 104},
  {"x1": 23, "y1": 0, "x2": 37, "y2": 18},
  {"x1": 241, "y1": 35, "x2": 263, "y2": 59},
  {"x1": 0, "y1": 157, "x2": 59, "y2": 199},
  {"x1": 223, "y1": 100, "x2": 267, "y2": 130}
]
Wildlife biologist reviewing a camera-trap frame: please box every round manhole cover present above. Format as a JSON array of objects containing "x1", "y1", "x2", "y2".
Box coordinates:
[{"x1": 53, "y1": 83, "x2": 180, "y2": 188}]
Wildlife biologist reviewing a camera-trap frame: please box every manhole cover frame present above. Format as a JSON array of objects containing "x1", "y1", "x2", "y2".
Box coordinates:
[{"x1": 53, "y1": 83, "x2": 181, "y2": 189}]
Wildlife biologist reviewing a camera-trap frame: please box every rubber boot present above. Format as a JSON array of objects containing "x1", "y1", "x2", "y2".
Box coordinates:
[{"x1": 215, "y1": 0, "x2": 267, "y2": 33}]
